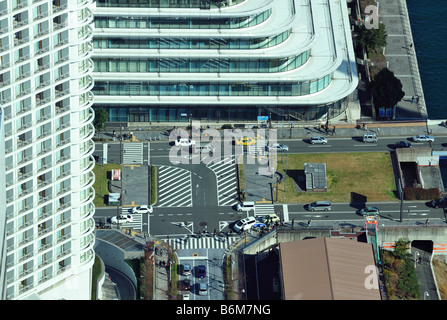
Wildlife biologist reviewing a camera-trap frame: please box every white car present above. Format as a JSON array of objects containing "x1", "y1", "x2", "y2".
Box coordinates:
[
  {"x1": 131, "y1": 205, "x2": 153, "y2": 214},
  {"x1": 110, "y1": 215, "x2": 133, "y2": 224},
  {"x1": 310, "y1": 136, "x2": 328, "y2": 144},
  {"x1": 412, "y1": 134, "x2": 434, "y2": 142},
  {"x1": 175, "y1": 138, "x2": 196, "y2": 147},
  {"x1": 267, "y1": 143, "x2": 289, "y2": 152},
  {"x1": 233, "y1": 216, "x2": 257, "y2": 233}
]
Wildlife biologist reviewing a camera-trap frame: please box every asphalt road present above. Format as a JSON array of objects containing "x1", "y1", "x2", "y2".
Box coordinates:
[{"x1": 94, "y1": 138, "x2": 447, "y2": 237}]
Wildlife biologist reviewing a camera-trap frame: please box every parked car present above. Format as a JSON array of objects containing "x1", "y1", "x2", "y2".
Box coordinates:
[
  {"x1": 267, "y1": 143, "x2": 289, "y2": 151},
  {"x1": 310, "y1": 136, "x2": 328, "y2": 144},
  {"x1": 359, "y1": 207, "x2": 380, "y2": 215},
  {"x1": 394, "y1": 141, "x2": 412, "y2": 148},
  {"x1": 182, "y1": 264, "x2": 192, "y2": 276},
  {"x1": 196, "y1": 265, "x2": 206, "y2": 279},
  {"x1": 131, "y1": 205, "x2": 153, "y2": 214},
  {"x1": 110, "y1": 215, "x2": 133, "y2": 224},
  {"x1": 412, "y1": 134, "x2": 434, "y2": 142},
  {"x1": 233, "y1": 216, "x2": 257, "y2": 232},
  {"x1": 430, "y1": 197, "x2": 447, "y2": 208}
]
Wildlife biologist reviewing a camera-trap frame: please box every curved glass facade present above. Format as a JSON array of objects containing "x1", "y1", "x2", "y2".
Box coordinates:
[
  {"x1": 93, "y1": 51, "x2": 310, "y2": 73},
  {"x1": 96, "y1": 0, "x2": 246, "y2": 9},
  {"x1": 94, "y1": 98, "x2": 348, "y2": 123},
  {"x1": 94, "y1": 9, "x2": 271, "y2": 29},
  {"x1": 93, "y1": 75, "x2": 331, "y2": 97},
  {"x1": 94, "y1": 30, "x2": 291, "y2": 50}
]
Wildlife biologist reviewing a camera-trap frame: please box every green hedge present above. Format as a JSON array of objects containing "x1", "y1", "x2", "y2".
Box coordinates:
[{"x1": 403, "y1": 187, "x2": 440, "y2": 200}]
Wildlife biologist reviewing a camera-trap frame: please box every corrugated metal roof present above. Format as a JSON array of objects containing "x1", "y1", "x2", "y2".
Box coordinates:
[{"x1": 279, "y1": 237, "x2": 381, "y2": 300}]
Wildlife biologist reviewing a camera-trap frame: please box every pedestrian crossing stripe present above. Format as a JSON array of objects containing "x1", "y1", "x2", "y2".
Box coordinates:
[
  {"x1": 122, "y1": 143, "x2": 144, "y2": 164},
  {"x1": 156, "y1": 165, "x2": 193, "y2": 207},
  {"x1": 255, "y1": 204, "x2": 275, "y2": 216},
  {"x1": 163, "y1": 235, "x2": 240, "y2": 250}
]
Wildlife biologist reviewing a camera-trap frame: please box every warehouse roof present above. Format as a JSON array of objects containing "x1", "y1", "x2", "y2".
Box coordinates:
[{"x1": 279, "y1": 237, "x2": 381, "y2": 300}]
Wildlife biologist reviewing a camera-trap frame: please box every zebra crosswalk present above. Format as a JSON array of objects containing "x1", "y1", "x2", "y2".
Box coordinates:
[
  {"x1": 123, "y1": 142, "x2": 143, "y2": 164},
  {"x1": 164, "y1": 235, "x2": 240, "y2": 250},
  {"x1": 255, "y1": 204, "x2": 275, "y2": 216},
  {"x1": 156, "y1": 165, "x2": 193, "y2": 207},
  {"x1": 206, "y1": 155, "x2": 239, "y2": 206}
]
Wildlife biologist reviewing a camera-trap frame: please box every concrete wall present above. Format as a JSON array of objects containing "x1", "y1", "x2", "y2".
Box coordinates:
[
  {"x1": 93, "y1": 239, "x2": 140, "y2": 289},
  {"x1": 380, "y1": 226, "x2": 447, "y2": 254},
  {"x1": 243, "y1": 226, "x2": 447, "y2": 255}
]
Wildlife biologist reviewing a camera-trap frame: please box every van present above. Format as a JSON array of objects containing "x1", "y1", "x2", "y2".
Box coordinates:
[
  {"x1": 307, "y1": 201, "x2": 332, "y2": 212},
  {"x1": 363, "y1": 133, "x2": 378, "y2": 143},
  {"x1": 233, "y1": 216, "x2": 257, "y2": 232},
  {"x1": 236, "y1": 201, "x2": 255, "y2": 212}
]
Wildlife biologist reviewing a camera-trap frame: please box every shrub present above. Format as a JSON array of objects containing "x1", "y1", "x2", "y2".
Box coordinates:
[{"x1": 403, "y1": 187, "x2": 440, "y2": 200}]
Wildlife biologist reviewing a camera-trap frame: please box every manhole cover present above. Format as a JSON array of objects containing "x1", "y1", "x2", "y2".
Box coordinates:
[{"x1": 198, "y1": 221, "x2": 208, "y2": 227}]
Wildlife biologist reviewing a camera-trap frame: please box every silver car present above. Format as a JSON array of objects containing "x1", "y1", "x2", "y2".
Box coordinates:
[
  {"x1": 310, "y1": 136, "x2": 328, "y2": 144},
  {"x1": 412, "y1": 134, "x2": 434, "y2": 142},
  {"x1": 267, "y1": 143, "x2": 289, "y2": 152}
]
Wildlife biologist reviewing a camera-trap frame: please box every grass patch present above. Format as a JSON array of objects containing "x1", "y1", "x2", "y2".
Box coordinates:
[
  {"x1": 275, "y1": 152, "x2": 396, "y2": 203},
  {"x1": 92, "y1": 163, "x2": 122, "y2": 207},
  {"x1": 433, "y1": 256, "x2": 447, "y2": 300},
  {"x1": 151, "y1": 165, "x2": 157, "y2": 205}
]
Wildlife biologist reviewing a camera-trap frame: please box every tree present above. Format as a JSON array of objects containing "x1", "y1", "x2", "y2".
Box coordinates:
[
  {"x1": 358, "y1": 22, "x2": 387, "y2": 53},
  {"x1": 370, "y1": 68, "x2": 405, "y2": 111},
  {"x1": 93, "y1": 107, "x2": 108, "y2": 131},
  {"x1": 392, "y1": 238, "x2": 411, "y2": 260}
]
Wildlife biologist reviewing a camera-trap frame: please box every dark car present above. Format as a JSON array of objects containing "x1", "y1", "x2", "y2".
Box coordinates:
[
  {"x1": 430, "y1": 197, "x2": 447, "y2": 208},
  {"x1": 394, "y1": 141, "x2": 412, "y2": 148},
  {"x1": 181, "y1": 278, "x2": 191, "y2": 291},
  {"x1": 197, "y1": 265, "x2": 206, "y2": 279}
]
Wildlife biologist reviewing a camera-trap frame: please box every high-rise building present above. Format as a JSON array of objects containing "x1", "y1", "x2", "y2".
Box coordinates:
[
  {"x1": 0, "y1": 0, "x2": 96, "y2": 299},
  {"x1": 91, "y1": 0, "x2": 358, "y2": 123}
]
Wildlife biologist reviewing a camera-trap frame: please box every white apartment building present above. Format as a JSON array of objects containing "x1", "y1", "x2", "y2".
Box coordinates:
[
  {"x1": 91, "y1": 0, "x2": 359, "y2": 124},
  {"x1": 0, "y1": 0, "x2": 96, "y2": 299}
]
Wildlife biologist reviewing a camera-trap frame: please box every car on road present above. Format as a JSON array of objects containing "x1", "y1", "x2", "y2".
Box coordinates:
[
  {"x1": 131, "y1": 205, "x2": 153, "y2": 214},
  {"x1": 257, "y1": 214, "x2": 280, "y2": 224},
  {"x1": 233, "y1": 216, "x2": 257, "y2": 232},
  {"x1": 235, "y1": 136, "x2": 256, "y2": 146},
  {"x1": 175, "y1": 138, "x2": 196, "y2": 147},
  {"x1": 182, "y1": 264, "x2": 192, "y2": 276},
  {"x1": 359, "y1": 207, "x2": 380, "y2": 215},
  {"x1": 394, "y1": 141, "x2": 412, "y2": 148},
  {"x1": 310, "y1": 136, "x2": 328, "y2": 144},
  {"x1": 412, "y1": 134, "x2": 434, "y2": 142},
  {"x1": 236, "y1": 201, "x2": 255, "y2": 212},
  {"x1": 196, "y1": 265, "x2": 206, "y2": 279},
  {"x1": 198, "y1": 282, "x2": 208, "y2": 296},
  {"x1": 430, "y1": 197, "x2": 447, "y2": 208},
  {"x1": 110, "y1": 215, "x2": 133, "y2": 224},
  {"x1": 181, "y1": 278, "x2": 191, "y2": 291},
  {"x1": 267, "y1": 143, "x2": 289, "y2": 152}
]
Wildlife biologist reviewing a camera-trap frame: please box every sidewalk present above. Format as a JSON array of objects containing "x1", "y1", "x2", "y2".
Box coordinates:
[{"x1": 377, "y1": 0, "x2": 428, "y2": 120}]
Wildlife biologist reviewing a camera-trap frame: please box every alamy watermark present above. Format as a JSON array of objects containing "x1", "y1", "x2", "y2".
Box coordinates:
[
  {"x1": 364, "y1": 5, "x2": 379, "y2": 30},
  {"x1": 364, "y1": 265, "x2": 380, "y2": 290},
  {"x1": 168, "y1": 121, "x2": 278, "y2": 176}
]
